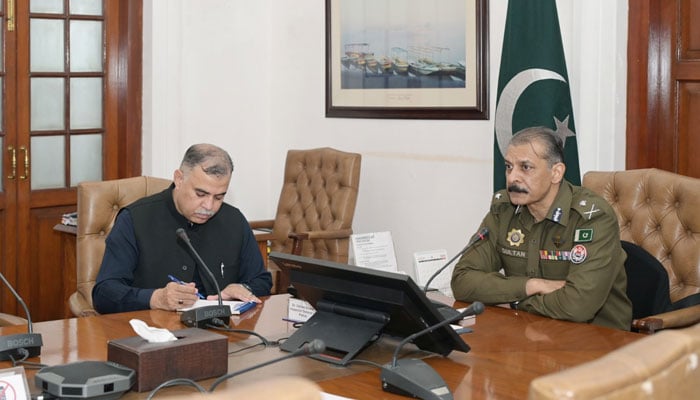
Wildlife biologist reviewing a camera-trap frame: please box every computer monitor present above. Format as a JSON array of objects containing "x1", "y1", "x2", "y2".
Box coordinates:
[{"x1": 269, "y1": 252, "x2": 471, "y2": 365}]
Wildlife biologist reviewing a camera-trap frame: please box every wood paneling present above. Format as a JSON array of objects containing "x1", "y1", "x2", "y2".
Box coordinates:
[{"x1": 628, "y1": 0, "x2": 700, "y2": 178}]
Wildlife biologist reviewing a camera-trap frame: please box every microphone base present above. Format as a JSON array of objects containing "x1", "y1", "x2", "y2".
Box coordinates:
[
  {"x1": 381, "y1": 359, "x2": 453, "y2": 400},
  {"x1": 180, "y1": 305, "x2": 231, "y2": 328},
  {"x1": 0, "y1": 333, "x2": 43, "y2": 361}
]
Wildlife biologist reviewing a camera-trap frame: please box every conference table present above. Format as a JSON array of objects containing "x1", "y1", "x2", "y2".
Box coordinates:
[{"x1": 0, "y1": 294, "x2": 642, "y2": 399}]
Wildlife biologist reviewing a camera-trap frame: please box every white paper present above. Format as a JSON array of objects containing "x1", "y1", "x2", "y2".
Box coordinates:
[
  {"x1": 287, "y1": 298, "x2": 316, "y2": 323},
  {"x1": 349, "y1": 231, "x2": 398, "y2": 272},
  {"x1": 0, "y1": 367, "x2": 31, "y2": 400},
  {"x1": 413, "y1": 249, "x2": 453, "y2": 297}
]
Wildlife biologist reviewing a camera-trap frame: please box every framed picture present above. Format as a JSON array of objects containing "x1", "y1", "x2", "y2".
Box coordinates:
[{"x1": 325, "y1": 0, "x2": 489, "y2": 120}]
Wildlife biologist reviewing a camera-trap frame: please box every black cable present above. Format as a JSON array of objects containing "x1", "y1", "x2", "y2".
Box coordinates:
[
  {"x1": 228, "y1": 341, "x2": 266, "y2": 355},
  {"x1": 206, "y1": 324, "x2": 272, "y2": 347},
  {"x1": 145, "y1": 378, "x2": 206, "y2": 400},
  {"x1": 345, "y1": 358, "x2": 384, "y2": 369}
]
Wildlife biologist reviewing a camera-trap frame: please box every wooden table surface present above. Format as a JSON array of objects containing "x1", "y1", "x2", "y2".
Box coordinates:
[{"x1": 0, "y1": 294, "x2": 642, "y2": 399}]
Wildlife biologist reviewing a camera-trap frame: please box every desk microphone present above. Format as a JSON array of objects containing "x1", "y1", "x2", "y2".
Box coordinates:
[
  {"x1": 175, "y1": 228, "x2": 232, "y2": 328},
  {"x1": 0, "y1": 271, "x2": 42, "y2": 361},
  {"x1": 381, "y1": 302, "x2": 485, "y2": 400},
  {"x1": 208, "y1": 339, "x2": 326, "y2": 392},
  {"x1": 423, "y1": 227, "x2": 488, "y2": 293}
]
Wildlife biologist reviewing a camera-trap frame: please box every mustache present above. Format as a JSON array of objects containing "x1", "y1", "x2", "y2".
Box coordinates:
[{"x1": 507, "y1": 185, "x2": 528, "y2": 194}]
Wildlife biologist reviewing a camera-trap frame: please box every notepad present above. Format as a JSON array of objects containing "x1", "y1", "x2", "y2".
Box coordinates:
[{"x1": 177, "y1": 300, "x2": 256, "y2": 315}]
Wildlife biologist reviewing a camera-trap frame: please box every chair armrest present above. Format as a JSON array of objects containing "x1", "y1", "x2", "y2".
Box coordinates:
[
  {"x1": 633, "y1": 304, "x2": 700, "y2": 334},
  {"x1": 288, "y1": 228, "x2": 353, "y2": 256},
  {"x1": 254, "y1": 231, "x2": 276, "y2": 242},
  {"x1": 249, "y1": 219, "x2": 275, "y2": 230},
  {"x1": 68, "y1": 292, "x2": 98, "y2": 318},
  {"x1": 0, "y1": 313, "x2": 28, "y2": 326}
]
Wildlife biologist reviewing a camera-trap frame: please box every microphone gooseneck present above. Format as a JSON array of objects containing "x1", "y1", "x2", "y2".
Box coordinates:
[
  {"x1": 391, "y1": 301, "x2": 484, "y2": 367},
  {"x1": 175, "y1": 228, "x2": 225, "y2": 307},
  {"x1": 208, "y1": 339, "x2": 326, "y2": 392},
  {"x1": 423, "y1": 227, "x2": 489, "y2": 293},
  {"x1": 0, "y1": 273, "x2": 33, "y2": 333},
  {"x1": 380, "y1": 302, "x2": 484, "y2": 399},
  {"x1": 175, "y1": 228, "x2": 232, "y2": 328},
  {"x1": 0, "y1": 271, "x2": 43, "y2": 361}
]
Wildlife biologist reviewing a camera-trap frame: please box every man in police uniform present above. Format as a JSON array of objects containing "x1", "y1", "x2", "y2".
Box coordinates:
[{"x1": 451, "y1": 126, "x2": 632, "y2": 330}]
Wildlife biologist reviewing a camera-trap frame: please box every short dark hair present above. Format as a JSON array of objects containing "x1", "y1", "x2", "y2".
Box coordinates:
[
  {"x1": 509, "y1": 126, "x2": 565, "y2": 168},
  {"x1": 180, "y1": 144, "x2": 234, "y2": 177}
]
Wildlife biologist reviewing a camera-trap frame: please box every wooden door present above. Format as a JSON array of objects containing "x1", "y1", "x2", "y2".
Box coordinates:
[
  {"x1": 0, "y1": 0, "x2": 142, "y2": 321},
  {"x1": 627, "y1": 0, "x2": 700, "y2": 177}
]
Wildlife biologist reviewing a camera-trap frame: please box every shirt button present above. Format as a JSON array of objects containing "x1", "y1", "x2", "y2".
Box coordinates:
[{"x1": 182, "y1": 265, "x2": 188, "y2": 271}]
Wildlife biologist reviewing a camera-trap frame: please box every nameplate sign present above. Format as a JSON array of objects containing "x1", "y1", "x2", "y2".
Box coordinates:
[
  {"x1": 349, "y1": 231, "x2": 398, "y2": 273},
  {"x1": 413, "y1": 249, "x2": 452, "y2": 297}
]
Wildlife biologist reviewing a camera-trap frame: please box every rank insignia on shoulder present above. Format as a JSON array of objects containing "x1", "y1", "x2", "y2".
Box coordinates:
[
  {"x1": 506, "y1": 228, "x2": 525, "y2": 247},
  {"x1": 574, "y1": 228, "x2": 593, "y2": 243},
  {"x1": 495, "y1": 193, "x2": 502, "y2": 200},
  {"x1": 583, "y1": 204, "x2": 601, "y2": 220}
]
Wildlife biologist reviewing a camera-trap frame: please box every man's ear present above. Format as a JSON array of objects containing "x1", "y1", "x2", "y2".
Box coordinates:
[
  {"x1": 551, "y1": 162, "x2": 566, "y2": 184},
  {"x1": 173, "y1": 169, "x2": 183, "y2": 187}
]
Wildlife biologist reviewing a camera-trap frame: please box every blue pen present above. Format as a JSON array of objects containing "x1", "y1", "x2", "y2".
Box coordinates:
[
  {"x1": 167, "y1": 274, "x2": 205, "y2": 299},
  {"x1": 233, "y1": 301, "x2": 256, "y2": 313}
]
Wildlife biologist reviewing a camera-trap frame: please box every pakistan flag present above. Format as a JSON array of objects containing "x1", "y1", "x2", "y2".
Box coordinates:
[{"x1": 493, "y1": 0, "x2": 581, "y2": 191}]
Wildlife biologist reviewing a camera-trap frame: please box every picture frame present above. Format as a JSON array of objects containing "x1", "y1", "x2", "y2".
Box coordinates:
[{"x1": 325, "y1": 0, "x2": 489, "y2": 120}]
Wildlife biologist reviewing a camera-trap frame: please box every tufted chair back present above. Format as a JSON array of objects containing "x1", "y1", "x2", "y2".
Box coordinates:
[
  {"x1": 69, "y1": 176, "x2": 172, "y2": 317},
  {"x1": 251, "y1": 148, "x2": 361, "y2": 292},
  {"x1": 583, "y1": 169, "x2": 700, "y2": 302},
  {"x1": 583, "y1": 169, "x2": 700, "y2": 333}
]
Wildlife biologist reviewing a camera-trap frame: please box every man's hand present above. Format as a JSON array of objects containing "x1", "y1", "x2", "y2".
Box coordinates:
[
  {"x1": 150, "y1": 281, "x2": 201, "y2": 311},
  {"x1": 209, "y1": 283, "x2": 261, "y2": 303},
  {"x1": 525, "y1": 278, "x2": 566, "y2": 296}
]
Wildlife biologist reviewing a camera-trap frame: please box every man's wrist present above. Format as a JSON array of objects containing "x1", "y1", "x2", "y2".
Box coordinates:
[{"x1": 240, "y1": 283, "x2": 253, "y2": 293}]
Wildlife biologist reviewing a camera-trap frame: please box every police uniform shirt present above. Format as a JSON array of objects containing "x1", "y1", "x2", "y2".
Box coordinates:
[{"x1": 451, "y1": 181, "x2": 633, "y2": 330}]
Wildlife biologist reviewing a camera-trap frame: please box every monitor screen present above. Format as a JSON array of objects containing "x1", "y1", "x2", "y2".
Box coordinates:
[{"x1": 269, "y1": 252, "x2": 471, "y2": 364}]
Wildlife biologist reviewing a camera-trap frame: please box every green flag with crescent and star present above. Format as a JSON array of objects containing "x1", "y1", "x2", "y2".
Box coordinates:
[{"x1": 493, "y1": 0, "x2": 581, "y2": 191}]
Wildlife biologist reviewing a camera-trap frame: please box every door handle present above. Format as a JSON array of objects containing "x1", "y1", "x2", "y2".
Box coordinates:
[
  {"x1": 7, "y1": 145, "x2": 16, "y2": 179},
  {"x1": 19, "y1": 145, "x2": 28, "y2": 180}
]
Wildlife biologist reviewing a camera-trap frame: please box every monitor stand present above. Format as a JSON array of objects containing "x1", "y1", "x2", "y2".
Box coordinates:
[{"x1": 280, "y1": 299, "x2": 390, "y2": 365}]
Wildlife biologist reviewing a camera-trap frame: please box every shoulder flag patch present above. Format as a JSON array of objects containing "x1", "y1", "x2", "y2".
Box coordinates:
[{"x1": 574, "y1": 229, "x2": 593, "y2": 242}]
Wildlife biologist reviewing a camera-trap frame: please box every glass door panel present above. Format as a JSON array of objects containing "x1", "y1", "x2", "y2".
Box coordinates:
[
  {"x1": 30, "y1": 78, "x2": 65, "y2": 130},
  {"x1": 70, "y1": 20, "x2": 102, "y2": 72},
  {"x1": 70, "y1": 134, "x2": 102, "y2": 185},
  {"x1": 70, "y1": 77, "x2": 102, "y2": 129},
  {"x1": 30, "y1": 0, "x2": 63, "y2": 13},
  {"x1": 30, "y1": 136, "x2": 65, "y2": 189},
  {"x1": 29, "y1": 19, "x2": 64, "y2": 72},
  {"x1": 70, "y1": 0, "x2": 102, "y2": 16}
]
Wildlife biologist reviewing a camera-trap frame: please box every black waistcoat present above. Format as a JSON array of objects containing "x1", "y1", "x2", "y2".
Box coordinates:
[{"x1": 125, "y1": 184, "x2": 247, "y2": 295}]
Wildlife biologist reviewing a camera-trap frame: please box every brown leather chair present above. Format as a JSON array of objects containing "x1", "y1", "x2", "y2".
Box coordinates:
[
  {"x1": 250, "y1": 148, "x2": 361, "y2": 293},
  {"x1": 583, "y1": 169, "x2": 700, "y2": 333},
  {"x1": 529, "y1": 322, "x2": 700, "y2": 399},
  {"x1": 69, "y1": 176, "x2": 172, "y2": 317}
]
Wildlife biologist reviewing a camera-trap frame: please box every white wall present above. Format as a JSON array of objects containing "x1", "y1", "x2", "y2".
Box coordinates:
[{"x1": 142, "y1": 0, "x2": 628, "y2": 278}]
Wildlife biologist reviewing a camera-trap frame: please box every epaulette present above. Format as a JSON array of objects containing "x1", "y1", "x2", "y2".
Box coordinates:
[
  {"x1": 490, "y1": 189, "x2": 512, "y2": 214},
  {"x1": 571, "y1": 190, "x2": 604, "y2": 220}
]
